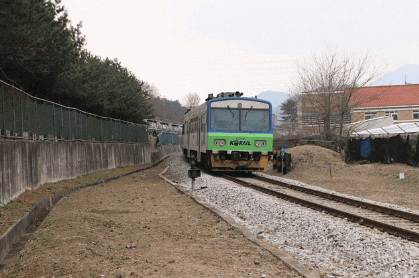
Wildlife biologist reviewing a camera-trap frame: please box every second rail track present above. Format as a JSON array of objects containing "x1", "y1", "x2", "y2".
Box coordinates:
[{"x1": 221, "y1": 173, "x2": 419, "y2": 243}]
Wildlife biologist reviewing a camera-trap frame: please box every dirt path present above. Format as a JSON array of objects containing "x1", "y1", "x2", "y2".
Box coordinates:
[{"x1": 0, "y1": 160, "x2": 302, "y2": 278}]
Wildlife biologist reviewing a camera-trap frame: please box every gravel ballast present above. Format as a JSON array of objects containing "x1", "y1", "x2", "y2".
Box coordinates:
[{"x1": 167, "y1": 155, "x2": 419, "y2": 278}]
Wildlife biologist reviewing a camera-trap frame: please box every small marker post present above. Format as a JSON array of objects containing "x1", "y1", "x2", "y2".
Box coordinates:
[
  {"x1": 328, "y1": 164, "x2": 332, "y2": 179},
  {"x1": 188, "y1": 154, "x2": 201, "y2": 191},
  {"x1": 281, "y1": 145, "x2": 285, "y2": 176}
]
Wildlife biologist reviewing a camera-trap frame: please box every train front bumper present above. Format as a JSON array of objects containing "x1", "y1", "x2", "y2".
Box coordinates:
[{"x1": 209, "y1": 151, "x2": 271, "y2": 171}]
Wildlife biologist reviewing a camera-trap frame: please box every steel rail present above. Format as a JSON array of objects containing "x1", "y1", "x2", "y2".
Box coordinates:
[
  {"x1": 252, "y1": 174, "x2": 419, "y2": 223},
  {"x1": 222, "y1": 174, "x2": 419, "y2": 243}
]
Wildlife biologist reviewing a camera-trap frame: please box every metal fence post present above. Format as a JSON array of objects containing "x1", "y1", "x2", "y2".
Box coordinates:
[
  {"x1": 13, "y1": 94, "x2": 16, "y2": 136},
  {"x1": 53, "y1": 103, "x2": 56, "y2": 139},
  {"x1": 61, "y1": 106, "x2": 63, "y2": 140},
  {"x1": 100, "y1": 118, "x2": 102, "y2": 141},
  {"x1": 2, "y1": 87, "x2": 5, "y2": 135},
  {"x1": 21, "y1": 98, "x2": 24, "y2": 137}
]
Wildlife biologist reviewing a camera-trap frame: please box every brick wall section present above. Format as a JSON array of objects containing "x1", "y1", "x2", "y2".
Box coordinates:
[
  {"x1": 351, "y1": 112, "x2": 364, "y2": 122},
  {"x1": 352, "y1": 110, "x2": 416, "y2": 122},
  {"x1": 398, "y1": 110, "x2": 413, "y2": 121}
]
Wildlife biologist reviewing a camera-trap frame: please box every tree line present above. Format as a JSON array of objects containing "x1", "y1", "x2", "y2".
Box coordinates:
[{"x1": 0, "y1": 0, "x2": 189, "y2": 124}]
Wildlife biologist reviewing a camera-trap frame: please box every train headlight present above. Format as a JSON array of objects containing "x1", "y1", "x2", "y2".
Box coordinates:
[
  {"x1": 214, "y1": 139, "x2": 226, "y2": 146},
  {"x1": 254, "y1": 140, "x2": 266, "y2": 147}
]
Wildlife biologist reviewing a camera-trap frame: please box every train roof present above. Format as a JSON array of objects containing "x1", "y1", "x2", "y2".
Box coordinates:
[
  {"x1": 186, "y1": 92, "x2": 270, "y2": 111},
  {"x1": 205, "y1": 91, "x2": 244, "y2": 101},
  {"x1": 207, "y1": 96, "x2": 271, "y2": 105},
  {"x1": 183, "y1": 92, "x2": 272, "y2": 121}
]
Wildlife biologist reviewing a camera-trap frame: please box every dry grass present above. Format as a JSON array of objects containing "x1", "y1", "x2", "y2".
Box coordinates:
[
  {"x1": 0, "y1": 163, "x2": 152, "y2": 236},
  {"x1": 267, "y1": 145, "x2": 419, "y2": 210}
]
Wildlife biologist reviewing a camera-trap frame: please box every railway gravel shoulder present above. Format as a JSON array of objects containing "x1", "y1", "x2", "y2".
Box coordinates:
[
  {"x1": 164, "y1": 154, "x2": 419, "y2": 278},
  {"x1": 159, "y1": 166, "x2": 320, "y2": 278},
  {"x1": 255, "y1": 172, "x2": 419, "y2": 216},
  {"x1": 233, "y1": 175, "x2": 419, "y2": 242}
]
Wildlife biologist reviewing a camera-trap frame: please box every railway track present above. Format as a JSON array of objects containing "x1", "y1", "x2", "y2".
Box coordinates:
[{"x1": 221, "y1": 173, "x2": 419, "y2": 243}]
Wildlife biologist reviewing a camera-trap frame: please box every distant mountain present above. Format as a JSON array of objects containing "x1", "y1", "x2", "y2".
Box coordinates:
[
  {"x1": 372, "y1": 64, "x2": 419, "y2": 86},
  {"x1": 256, "y1": 90, "x2": 289, "y2": 106},
  {"x1": 256, "y1": 90, "x2": 290, "y2": 124}
]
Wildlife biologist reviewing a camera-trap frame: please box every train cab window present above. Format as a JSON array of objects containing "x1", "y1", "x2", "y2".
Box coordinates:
[
  {"x1": 241, "y1": 109, "x2": 270, "y2": 132},
  {"x1": 211, "y1": 109, "x2": 240, "y2": 131},
  {"x1": 210, "y1": 107, "x2": 269, "y2": 132}
]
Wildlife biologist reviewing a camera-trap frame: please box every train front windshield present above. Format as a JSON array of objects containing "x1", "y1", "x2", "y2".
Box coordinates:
[{"x1": 210, "y1": 101, "x2": 271, "y2": 132}]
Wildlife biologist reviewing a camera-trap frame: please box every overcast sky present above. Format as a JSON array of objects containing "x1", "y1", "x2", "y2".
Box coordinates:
[{"x1": 63, "y1": 0, "x2": 419, "y2": 103}]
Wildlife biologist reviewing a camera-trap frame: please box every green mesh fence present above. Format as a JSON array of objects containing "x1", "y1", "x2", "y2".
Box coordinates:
[{"x1": 0, "y1": 81, "x2": 148, "y2": 143}]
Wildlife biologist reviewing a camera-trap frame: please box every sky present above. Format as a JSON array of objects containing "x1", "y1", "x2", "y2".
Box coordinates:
[{"x1": 62, "y1": 0, "x2": 419, "y2": 103}]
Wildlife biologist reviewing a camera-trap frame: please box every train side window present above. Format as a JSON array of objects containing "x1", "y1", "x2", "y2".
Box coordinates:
[
  {"x1": 192, "y1": 117, "x2": 198, "y2": 132},
  {"x1": 205, "y1": 114, "x2": 207, "y2": 132}
]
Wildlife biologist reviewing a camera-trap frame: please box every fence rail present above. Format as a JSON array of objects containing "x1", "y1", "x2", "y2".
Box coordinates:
[{"x1": 0, "y1": 80, "x2": 149, "y2": 143}]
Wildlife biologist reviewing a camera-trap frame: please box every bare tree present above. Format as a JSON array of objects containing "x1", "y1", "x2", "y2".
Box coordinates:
[
  {"x1": 143, "y1": 82, "x2": 160, "y2": 98},
  {"x1": 143, "y1": 83, "x2": 187, "y2": 122},
  {"x1": 293, "y1": 47, "x2": 382, "y2": 144},
  {"x1": 182, "y1": 92, "x2": 201, "y2": 108},
  {"x1": 148, "y1": 97, "x2": 186, "y2": 123}
]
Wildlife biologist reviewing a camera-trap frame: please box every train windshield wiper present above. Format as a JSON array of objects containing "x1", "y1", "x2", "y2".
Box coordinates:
[
  {"x1": 244, "y1": 106, "x2": 253, "y2": 119},
  {"x1": 227, "y1": 105, "x2": 234, "y2": 118}
]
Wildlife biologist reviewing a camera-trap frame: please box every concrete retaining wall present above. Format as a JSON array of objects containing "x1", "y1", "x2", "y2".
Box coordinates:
[{"x1": 0, "y1": 139, "x2": 181, "y2": 206}]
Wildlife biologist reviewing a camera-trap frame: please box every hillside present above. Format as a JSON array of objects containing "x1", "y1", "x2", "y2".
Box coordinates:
[{"x1": 373, "y1": 64, "x2": 419, "y2": 86}]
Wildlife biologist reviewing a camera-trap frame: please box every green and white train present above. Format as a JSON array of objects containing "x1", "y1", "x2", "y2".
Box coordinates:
[{"x1": 181, "y1": 92, "x2": 273, "y2": 171}]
